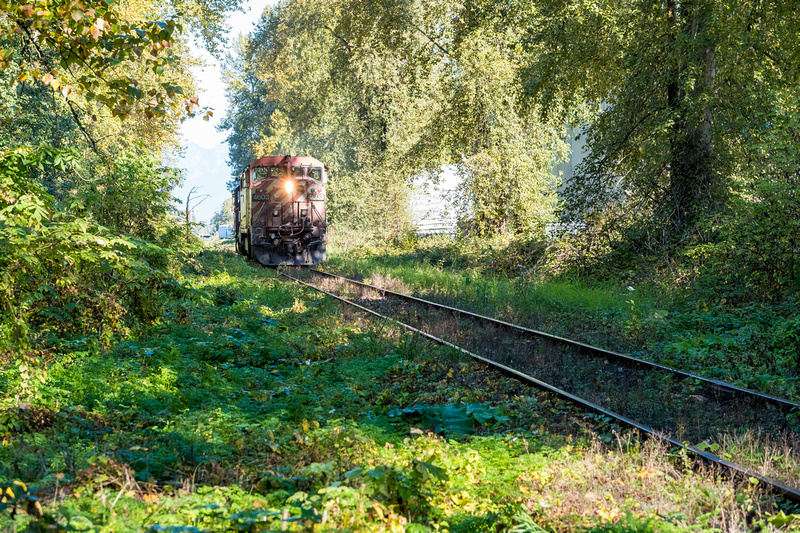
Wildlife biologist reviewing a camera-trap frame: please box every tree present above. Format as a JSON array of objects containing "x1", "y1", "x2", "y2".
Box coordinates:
[
  {"x1": 525, "y1": 0, "x2": 800, "y2": 239},
  {"x1": 0, "y1": 0, "x2": 243, "y2": 352},
  {"x1": 221, "y1": 0, "x2": 567, "y2": 238},
  {"x1": 210, "y1": 196, "x2": 233, "y2": 232}
]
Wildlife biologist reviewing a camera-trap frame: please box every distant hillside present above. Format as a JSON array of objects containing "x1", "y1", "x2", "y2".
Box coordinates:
[{"x1": 171, "y1": 142, "x2": 232, "y2": 223}]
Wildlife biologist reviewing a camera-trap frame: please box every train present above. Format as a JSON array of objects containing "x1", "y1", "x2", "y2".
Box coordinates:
[{"x1": 233, "y1": 155, "x2": 328, "y2": 266}]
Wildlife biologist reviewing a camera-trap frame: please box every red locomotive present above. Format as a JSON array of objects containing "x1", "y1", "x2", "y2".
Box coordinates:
[{"x1": 233, "y1": 155, "x2": 328, "y2": 266}]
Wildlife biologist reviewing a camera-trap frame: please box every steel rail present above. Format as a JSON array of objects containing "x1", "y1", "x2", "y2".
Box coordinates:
[
  {"x1": 280, "y1": 270, "x2": 800, "y2": 504},
  {"x1": 310, "y1": 269, "x2": 800, "y2": 414}
]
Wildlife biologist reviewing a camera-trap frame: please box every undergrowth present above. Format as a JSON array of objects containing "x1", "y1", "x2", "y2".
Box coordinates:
[
  {"x1": 0, "y1": 249, "x2": 796, "y2": 531},
  {"x1": 324, "y1": 233, "x2": 800, "y2": 403}
]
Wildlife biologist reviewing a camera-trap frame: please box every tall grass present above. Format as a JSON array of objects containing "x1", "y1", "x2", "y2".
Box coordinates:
[
  {"x1": 326, "y1": 240, "x2": 664, "y2": 353},
  {"x1": 324, "y1": 234, "x2": 800, "y2": 401}
]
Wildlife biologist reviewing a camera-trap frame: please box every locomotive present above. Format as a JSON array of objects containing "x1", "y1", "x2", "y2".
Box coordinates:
[{"x1": 233, "y1": 155, "x2": 328, "y2": 266}]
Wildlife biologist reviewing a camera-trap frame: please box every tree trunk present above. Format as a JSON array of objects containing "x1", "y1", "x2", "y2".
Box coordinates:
[{"x1": 666, "y1": 0, "x2": 717, "y2": 235}]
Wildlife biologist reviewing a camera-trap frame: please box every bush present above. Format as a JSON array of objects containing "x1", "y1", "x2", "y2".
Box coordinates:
[
  {"x1": 80, "y1": 149, "x2": 185, "y2": 243},
  {"x1": 687, "y1": 180, "x2": 800, "y2": 304},
  {"x1": 0, "y1": 147, "x2": 183, "y2": 353}
]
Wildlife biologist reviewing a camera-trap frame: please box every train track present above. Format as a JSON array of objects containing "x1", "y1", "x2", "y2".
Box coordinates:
[{"x1": 279, "y1": 268, "x2": 800, "y2": 504}]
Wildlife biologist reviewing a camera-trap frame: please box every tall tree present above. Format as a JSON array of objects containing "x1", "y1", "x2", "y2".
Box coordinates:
[
  {"x1": 526, "y1": 0, "x2": 800, "y2": 238},
  {"x1": 222, "y1": 0, "x2": 567, "y2": 237}
]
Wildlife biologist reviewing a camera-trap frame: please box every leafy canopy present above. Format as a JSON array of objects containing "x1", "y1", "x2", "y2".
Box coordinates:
[
  {"x1": 0, "y1": 0, "x2": 199, "y2": 121},
  {"x1": 221, "y1": 0, "x2": 567, "y2": 237}
]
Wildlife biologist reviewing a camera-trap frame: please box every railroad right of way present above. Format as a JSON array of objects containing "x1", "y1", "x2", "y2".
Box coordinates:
[{"x1": 280, "y1": 267, "x2": 800, "y2": 506}]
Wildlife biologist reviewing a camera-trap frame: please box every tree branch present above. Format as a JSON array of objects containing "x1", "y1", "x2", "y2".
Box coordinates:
[
  {"x1": 400, "y1": 15, "x2": 452, "y2": 58},
  {"x1": 18, "y1": 22, "x2": 102, "y2": 154},
  {"x1": 65, "y1": 98, "x2": 100, "y2": 153},
  {"x1": 323, "y1": 24, "x2": 353, "y2": 54}
]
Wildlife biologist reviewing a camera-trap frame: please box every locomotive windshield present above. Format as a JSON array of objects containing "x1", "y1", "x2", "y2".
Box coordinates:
[
  {"x1": 289, "y1": 165, "x2": 325, "y2": 179},
  {"x1": 253, "y1": 166, "x2": 286, "y2": 180},
  {"x1": 308, "y1": 167, "x2": 324, "y2": 181}
]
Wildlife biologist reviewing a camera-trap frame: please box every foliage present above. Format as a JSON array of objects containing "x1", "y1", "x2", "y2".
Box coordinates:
[
  {"x1": 345, "y1": 458, "x2": 449, "y2": 519},
  {"x1": 389, "y1": 402, "x2": 510, "y2": 435},
  {"x1": 209, "y1": 196, "x2": 233, "y2": 234},
  {"x1": 684, "y1": 87, "x2": 800, "y2": 303},
  {"x1": 79, "y1": 148, "x2": 185, "y2": 242},
  {"x1": 0, "y1": 480, "x2": 45, "y2": 520},
  {"x1": 0, "y1": 57, "x2": 82, "y2": 153},
  {"x1": 0, "y1": 249, "x2": 777, "y2": 531},
  {"x1": 0, "y1": 146, "x2": 187, "y2": 353},
  {"x1": 220, "y1": 0, "x2": 567, "y2": 238},
  {"x1": 0, "y1": 0, "x2": 189, "y2": 121},
  {"x1": 527, "y1": 0, "x2": 800, "y2": 238},
  {"x1": 0, "y1": 0, "x2": 238, "y2": 359}
]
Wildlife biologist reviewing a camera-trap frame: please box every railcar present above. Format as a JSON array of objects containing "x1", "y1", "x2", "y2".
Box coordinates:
[{"x1": 233, "y1": 155, "x2": 328, "y2": 266}]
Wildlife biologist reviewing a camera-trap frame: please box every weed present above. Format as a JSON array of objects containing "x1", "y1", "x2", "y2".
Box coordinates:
[{"x1": 0, "y1": 248, "x2": 790, "y2": 531}]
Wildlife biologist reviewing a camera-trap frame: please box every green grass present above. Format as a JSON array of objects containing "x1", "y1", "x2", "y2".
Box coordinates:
[
  {"x1": 0, "y1": 248, "x2": 795, "y2": 531},
  {"x1": 323, "y1": 234, "x2": 800, "y2": 403}
]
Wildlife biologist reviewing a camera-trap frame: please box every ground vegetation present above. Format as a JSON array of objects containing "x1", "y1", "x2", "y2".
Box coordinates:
[
  {"x1": 326, "y1": 234, "x2": 800, "y2": 404},
  {"x1": 1, "y1": 249, "x2": 795, "y2": 531}
]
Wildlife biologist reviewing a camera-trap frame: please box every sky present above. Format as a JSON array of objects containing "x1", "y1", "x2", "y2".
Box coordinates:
[{"x1": 173, "y1": 0, "x2": 274, "y2": 223}]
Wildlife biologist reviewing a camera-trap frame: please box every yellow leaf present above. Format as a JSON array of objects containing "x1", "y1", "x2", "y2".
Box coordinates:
[
  {"x1": 596, "y1": 505, "x2": 620, "y2": 523},
  {"x1": 635, "y1": 467, "x2": 662, "y2": 479}
]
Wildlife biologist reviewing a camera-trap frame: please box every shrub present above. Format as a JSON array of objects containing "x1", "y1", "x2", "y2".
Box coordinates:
[{"x1": 0, "y1": 147, "x2": 181, "y2": 353}]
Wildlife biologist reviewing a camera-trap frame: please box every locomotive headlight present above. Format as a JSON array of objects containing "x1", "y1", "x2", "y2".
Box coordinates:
[{"x1": 284, "y1": 181, "x2": 294, "y2": 194}]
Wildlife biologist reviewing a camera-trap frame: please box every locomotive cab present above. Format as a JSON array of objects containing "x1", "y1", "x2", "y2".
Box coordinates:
[{"x1": 234, "y1": 155, "x2": 328, "y2": 266}]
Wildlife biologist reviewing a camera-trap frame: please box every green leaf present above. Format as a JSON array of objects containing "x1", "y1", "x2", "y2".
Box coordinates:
[
  {"x1": 768, "y1": 511, "x2": 797, "y2": 528},
  {"x1": 413, "y1": 460, "x2": 449, "y2": 482}
]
